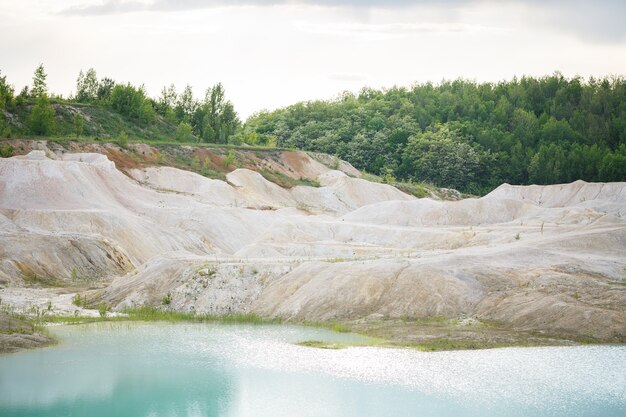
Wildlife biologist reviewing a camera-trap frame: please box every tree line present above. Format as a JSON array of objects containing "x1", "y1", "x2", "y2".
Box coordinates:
[
  {"x1": 2, "y1": 66, "x2": 625, "y2": 192},
  {"x1": 243, "y1": 74, "x2": 626, "y2": 192},
  {"x1": 0, "y1": 65, "x2": 240, "y2": 143}
]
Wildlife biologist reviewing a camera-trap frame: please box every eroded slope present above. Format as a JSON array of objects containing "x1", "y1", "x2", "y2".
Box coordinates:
[{"x1": 1, "y1": 146, "x2": 625, "y2": 346}]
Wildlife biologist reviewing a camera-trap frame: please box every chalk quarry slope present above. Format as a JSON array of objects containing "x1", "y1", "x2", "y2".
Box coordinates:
[{"x1": 0, "y1": 149, "x2": 625, "y2": 342}]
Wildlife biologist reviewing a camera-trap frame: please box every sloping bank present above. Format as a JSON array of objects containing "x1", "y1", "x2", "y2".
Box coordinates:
[{"x1": 0, "y1": 143, "x2": 624, "y2": 350}]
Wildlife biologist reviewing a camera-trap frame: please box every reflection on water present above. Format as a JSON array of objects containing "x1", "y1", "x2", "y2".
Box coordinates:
[{"x1": 0, "y1": 322, "x2": 624, "y2": 417}]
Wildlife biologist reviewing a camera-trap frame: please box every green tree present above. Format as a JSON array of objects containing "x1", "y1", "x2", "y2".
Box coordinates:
[
  {"x1": 28, "y1": 94, "x2": 55, "y2": 135},
  {"x1": 73, "y1": 113, "x2": 84, "y2": 138},
  {"x1": 599, "y1": 145, "x2": 626, "y2": 182},
  {"x1": 31, "y1": 64, "x2": 48, "y2": 98},
  {"x1": 176, "y1": 85, "x2": 196, "y2": 123},
  {"x1": 511, "y1": 108, "x2": 539, "y2": 148},
  {"x1": 199, "y1": 83, "x2": 240, "y2": 143},
  {"x1": 109, "y1": 83, "x2": 154, "y2": 122},
  {"x1": 528, "y1": 143, "x2": 568, "y2": 184},
  {"x1": 0, "y1": 71, "x2": 12, "y2": 136},
  {"x1": 402, "y1": 125, "x2": 480, "y2": 190},
  {"x1": 0, "y1": 70, "x2": 15, "y2": 111},
  {"x1": 175, "y1": 121, "x2": 193, "y2": 142},
  {"x1": 157, "y1": 84, "x2": 177, "y2": 122},
  {"x1": 75, "y1": 68, "x2": 99, "y2": 102},
  {"x1": 97, "y1": 77, "x2": 115, "y2": 101}
]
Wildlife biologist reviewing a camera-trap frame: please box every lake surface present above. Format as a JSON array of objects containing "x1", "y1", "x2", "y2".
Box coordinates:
[{"x1": 0, "y1": 322, "x2": 624, "y2": 417}]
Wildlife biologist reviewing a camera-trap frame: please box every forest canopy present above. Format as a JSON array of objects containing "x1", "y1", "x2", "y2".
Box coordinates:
[{"x1": 244, "y1": 73, "x2": 626, "y2": 193}]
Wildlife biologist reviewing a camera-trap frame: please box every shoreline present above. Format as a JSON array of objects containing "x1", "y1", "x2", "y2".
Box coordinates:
[{"x1": 3, "y1": 307, "x2": 621, "y2": 355}]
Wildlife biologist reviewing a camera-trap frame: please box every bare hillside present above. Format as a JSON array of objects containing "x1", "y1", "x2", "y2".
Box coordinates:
[{"x1": 1, "y1": 142, "x2": 625, "y2": 348}]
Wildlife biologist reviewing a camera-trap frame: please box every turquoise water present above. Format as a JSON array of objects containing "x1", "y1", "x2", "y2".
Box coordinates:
[{"x1": 0, "y1": 323, "x2": 624, "y2": 417}]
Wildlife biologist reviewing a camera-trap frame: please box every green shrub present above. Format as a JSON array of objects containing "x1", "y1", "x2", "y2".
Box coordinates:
[
  {"x1": 117, "y1": 131, "x2": 128, "y2": 148},
  {"x1": 223, "y1": 149, "x2": 235, "y2": 168},
  {"x1": 98, "y1": 302, "x2": 110, "y2": 318},
  {"x1": 28, "y1": 95, "x2": 55, "y2": 135},
  {"x1": 0, "y1": 144, "x2": 13, "y2": 158},
  {"x1": 175, "y1": 121, "x2": 193, "y2": 142},
  {"x1": 72, "y1": 294, "x2": 84, "y2": 307},
  {"x1": 162, "y1": 292, "x2": 172, "y2": 305}
]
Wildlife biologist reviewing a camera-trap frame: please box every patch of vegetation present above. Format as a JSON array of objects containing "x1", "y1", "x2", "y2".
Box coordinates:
[
  {"x1": 161, "y1": 292, "x2": 172, "y2": 305},
  {"x1": 259, "y1": 168, "x2": 321, "y2": 188},
  {"x1": 0, "y1": 144, "x2": 13, "y2": 158},
  {"x1": 410, "y1": 338, "x2": 522, "y2": 351},
  {"x1": 395, "y1": 182, "x2": 430, "y2": 198},
  {"x1": 116, "y1": 131, "x2": 128, "y2": 148},
  {"x1": 302, "y1": 320, "x2": 351, "y2": 333},
  {"x1": 22, "y1": 271, "x2": 63, "y2": 287},
  {"x1": 43, "y1": 307, "x2": 281, "y2": 326},
  {"x1": 399, "y1": 315, "x2": 451, "y2": 325},
  {"x1": 223, "y1": 149, "x2": 235, "y2": 168},
  {"x1": 98, "y1": 302, "x2": 110, "y2": 318},
  {"x1": 169, "y1": 154, "x2": 226, "y2": 180},
  {"x1": 72, "y1": 294, "x2": 87, "y2": 308},
  {"x1": 362, "y1": 171, "x2": 437, "y2": 199},
  {"x1": 0, "y1": 303, "x2": 52, "y2": 338},
  {"x1": 296, "y1": 340, "x2": 344, "y2": 349}
]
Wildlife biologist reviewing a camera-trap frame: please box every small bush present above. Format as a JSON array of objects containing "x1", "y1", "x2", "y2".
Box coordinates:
[
  {"x1": 72, "y1": 294, "x2": 87, "y2": 308},
  {"x1": 98, "y1": 302, "x2": 110, "y2": 318},
  {"x1": 0, "y1": 144, "x2": 13, "y2": 158},
  {"x1": 162, "y1": 292, "x2": 172, "y2": 305},
  {"x1": 117, "y1": 131, "x2": 128, "y2": 148},
  {"x1": 223, "y1": 149, "x2": 235, "y2": 168},
  {"x1": 175, "y1": 122, "x2": 193, "y2": 142}
]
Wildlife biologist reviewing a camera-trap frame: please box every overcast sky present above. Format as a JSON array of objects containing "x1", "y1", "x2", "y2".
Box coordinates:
[{"x1": 1, "y1": 0, "x2": 625, "y2": 119}]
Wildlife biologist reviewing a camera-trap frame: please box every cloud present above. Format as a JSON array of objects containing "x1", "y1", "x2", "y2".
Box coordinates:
[
  {"x1": 59, "y1": 0, "x2": 473, "y2": 16},
  {"x1": 295, "y1": 21, "x2": 498, "y2": 41},
  {"x1": 58, "y1": 0, "x2": 626, "y2": 43},
  {"x1": 536, "y1": 0, "x2": 626, "y2": 43},
  {"x1": 60, "y1": 0, "x2": 148, "y2": 15}
]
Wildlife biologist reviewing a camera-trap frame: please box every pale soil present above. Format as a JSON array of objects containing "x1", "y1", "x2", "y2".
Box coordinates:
[{"x1": 0, "y1": 142, "x2": 625, "y2": 349}]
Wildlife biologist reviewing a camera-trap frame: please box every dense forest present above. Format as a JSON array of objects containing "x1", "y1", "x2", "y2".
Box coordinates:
[
  {"x1": 245, "y1": 74, "x2": 626, "y2": 193},
  {"x1": 1, "y1": 66, "x2": 625, "y2": 193}
]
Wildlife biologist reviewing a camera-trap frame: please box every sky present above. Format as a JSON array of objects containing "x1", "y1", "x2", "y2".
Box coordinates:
[{"x1": 1, "y1": 0, "x2": 625, "y2": 119}]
